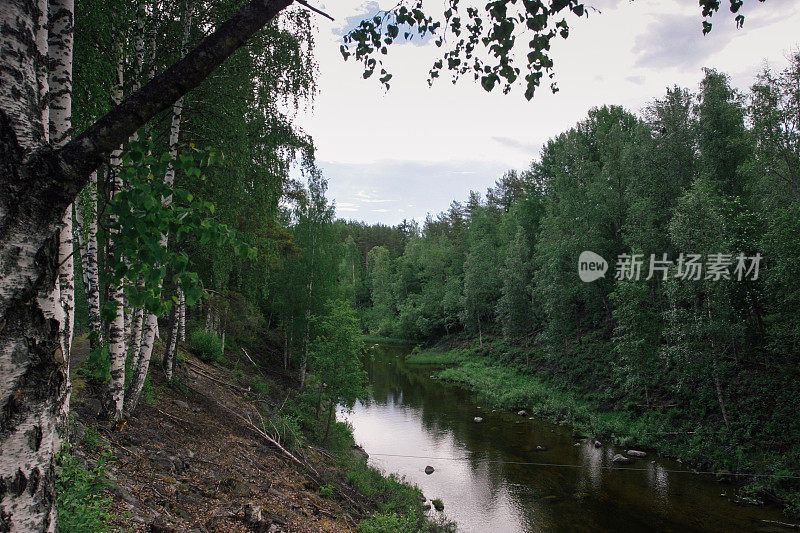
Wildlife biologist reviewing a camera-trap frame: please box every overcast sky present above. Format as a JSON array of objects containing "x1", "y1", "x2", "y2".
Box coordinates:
[{"x1": 293, "y1": 0, "x2": 800, "y2": 225}]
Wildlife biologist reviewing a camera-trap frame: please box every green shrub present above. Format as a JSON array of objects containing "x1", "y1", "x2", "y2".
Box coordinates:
[
  {"x1": 189, "y1": 328, "x2": 223, "y2": 362},
  {"x1": 358, "y1": 511, "x2": 419, "y2": 533},
  {"x1": 80, "y1": 427, "x2": 101, "y2": 451},
  {"x1": 82, "y1": 343, "x2": 110, "y2": 387},
  {"x1": 249, "y1": 376, "x2": 270, "y2": 396},
  {"x1": 319, "y1": 483, "x2": 335, "y2": 499},
  {"x1": 56, "y1": 446, "x2": 116, "y2": 532},
  {"x1": 140, "y1": 374, "x2": 161, "y2": 404}
]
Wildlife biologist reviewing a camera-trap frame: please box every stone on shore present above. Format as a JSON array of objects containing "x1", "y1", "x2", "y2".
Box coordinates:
[{"x1": 612, "y1": 454, "x2": 633, "y2": 464}]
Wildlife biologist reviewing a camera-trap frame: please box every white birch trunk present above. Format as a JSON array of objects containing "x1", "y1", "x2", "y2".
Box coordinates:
[
  {"x1": 105, "y1": 49, "x2": 127, "y2": 421},
  {"x1": 57, "y1": 209, "x2": 74, "y2": 360},
  {"x1": 163, "y1": 298, "x2": 180, "y2": 380},
  {"x1": 48, "y1": 0, "x2": 75, "y2": 366},
  {"x1": 36, "y1": 0, "x2": 49, "y2": 138},
  {"x1": 123, "y1": 295, "x2": 132, "y2": 347},
  {"x1": 0, "y1": 1, "x2": 66, "y2": 529},
  {"x1": 134, "y1": 0, "x2": 193, "y2": 389},
  {"x1": 130, "y1": 305, "x2": 144, "y2": 358},
  {"x1": 125, "y1": 312, "x2": 157, "y2": 413},
  {"x1": 74, "y1": 171, "x2": 102, "y2": 348},
  {"x1": 178, "y1": 290, "x2": 186, "y2": 343}
]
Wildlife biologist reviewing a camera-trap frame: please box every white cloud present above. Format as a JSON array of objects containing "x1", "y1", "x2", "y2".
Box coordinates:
[{"x1": 298, "y1": 0, "x2": 800, "y2": 225}]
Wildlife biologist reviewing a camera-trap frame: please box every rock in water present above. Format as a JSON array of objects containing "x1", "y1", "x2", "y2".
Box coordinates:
[
  {"x1": 351, "y1": 444, "x2": 369, "y2": 460},
  {"x1": 425, "y1": 465, "x2": 435, "y2": 475},
  {"x1": 517, "y1": 410, "x2": 527, "y2": 416},
  {"x1": 612, "y1": 454, "x2": 633, "y2": 464},
  {"x1": 627, "y1": 450, "x2": 647, "y2": 458},
  {"x1": 474, "y1": 417, "x2": 483, "y2": 423}
]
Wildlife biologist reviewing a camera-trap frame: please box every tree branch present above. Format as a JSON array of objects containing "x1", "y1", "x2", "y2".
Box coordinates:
[
  {"x1": 296, "y1": 1, "x2": 334, "y2": 21},
  {"x1": 56, "y1": 0, "x2": 295, "y2": 192}
]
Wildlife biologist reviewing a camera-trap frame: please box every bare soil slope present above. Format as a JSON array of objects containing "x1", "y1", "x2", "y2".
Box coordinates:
[{"x1": 70, "y1": 338, "x2": 359, "y2": 533}]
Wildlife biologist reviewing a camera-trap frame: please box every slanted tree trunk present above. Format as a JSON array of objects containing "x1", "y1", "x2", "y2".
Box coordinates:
[
  {"x1": 130, "y1": 305, "x2": 144, "y2": 357},
  {"x1": 1, "y1": 0, "x2": 294, "y2": 526},
  {"x1": 126, "y1": 312, "x2": 157, "y2": 413}
]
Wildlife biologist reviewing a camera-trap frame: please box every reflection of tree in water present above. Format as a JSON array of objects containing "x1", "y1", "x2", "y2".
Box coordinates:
[{"x1": 360, "y1": 346, "x2": 779, "y2": 533}]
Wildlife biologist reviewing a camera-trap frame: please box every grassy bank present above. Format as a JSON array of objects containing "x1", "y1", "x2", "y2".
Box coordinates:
[
  {"x1": 406, "y1": 338, "x2": 800, "y2": 515},
  {"x1": 361, "y1": 335, "x2": 418, "y2": 346},
  {"x1": 231, "y1": 364, "x2": 453, "y2": 532}
]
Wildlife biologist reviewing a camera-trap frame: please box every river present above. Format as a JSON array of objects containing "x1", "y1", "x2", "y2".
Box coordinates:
[{"x1": 337, "y1": 343, "x2": 792, "y2": 532}]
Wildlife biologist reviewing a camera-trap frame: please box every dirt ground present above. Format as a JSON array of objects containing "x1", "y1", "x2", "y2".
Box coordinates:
[{"x1": 70, "y1": 338, "x2": 360, "y2": 533}]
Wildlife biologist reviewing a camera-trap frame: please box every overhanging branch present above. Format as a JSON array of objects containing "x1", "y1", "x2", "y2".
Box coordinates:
[
  {"x1": 56, "y1": 0, "x2": 295, "y2": 193},
  {"x1": 296, "y1": 1, "x2": 334, "y2": 21}
]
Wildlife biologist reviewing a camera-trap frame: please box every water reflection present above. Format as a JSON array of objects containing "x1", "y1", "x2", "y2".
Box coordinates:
[{"x1": 339, "y1": 345, "x2": 788, "y2": 532}]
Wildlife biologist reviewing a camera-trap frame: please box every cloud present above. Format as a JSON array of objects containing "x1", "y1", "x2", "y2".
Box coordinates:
[
  {"x1": 633, "y1": 1, "x2": 799, "y2": 71},
  {"x1": 492, "y1": 136, "x2": 542, "y2": 156},
  {"x1": 633, "y1": 14, "x2": 736, "y2": 70},
  {"x1": 333, "y1": 0, "x2": 434, "y2": 46},
  {"x1": 321, "y1": 159, "x2": 511, "y2": 224},
  {"x1": 335, "y1": 1, "x2": 381, "y2": 34},
  {"x1": 296, "y1": 0, "x2": 800, "y2": 227}
]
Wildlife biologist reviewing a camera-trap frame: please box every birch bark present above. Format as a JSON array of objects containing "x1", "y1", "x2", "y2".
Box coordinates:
[
  {"x1": 105, "y1": 48, "x2": 128, "y2": 421},
  {"x1": 0, "y1": 0, "x2": 293, "y2": 526},
  {"x1": 74, "y1": 171, "x2": 102, "y2": 349},
  {"x1": 140, "y1": 0, "x2": 194, "y2": 389}
]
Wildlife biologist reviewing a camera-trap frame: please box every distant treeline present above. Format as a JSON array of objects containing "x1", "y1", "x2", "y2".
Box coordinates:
[{"x1": 336, "y1": 61, "x2": 800, "y2": 498}]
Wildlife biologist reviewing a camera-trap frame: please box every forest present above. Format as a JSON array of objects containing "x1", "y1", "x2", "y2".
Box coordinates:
[
  {"x1": 342, "y1": 60, "x2": 800, "y2": 512},
  {"x1": 0, "y1": 0, "x2": 795, "y2": 530}
]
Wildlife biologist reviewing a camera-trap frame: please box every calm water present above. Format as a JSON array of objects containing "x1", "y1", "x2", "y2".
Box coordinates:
[{"x1": 338, "y1": 344, "x2": 792, "y2": 532}]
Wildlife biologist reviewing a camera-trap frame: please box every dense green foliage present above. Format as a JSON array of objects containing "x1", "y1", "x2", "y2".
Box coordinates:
[
  {"x1": 189, "y1": 328, "x2": 224, "y2": 363},
  {"x1": 56, "y1": 443, "x2": 116, "y2": 532},
  {"x1": 344, "y1": 57, "x2": 800, "y2": 509}
]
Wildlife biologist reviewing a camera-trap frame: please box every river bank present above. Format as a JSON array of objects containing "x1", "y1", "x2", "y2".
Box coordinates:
[
  {"x1": 344, "y1": 343, "x2": 797, "y2": 532},
  {"x1": 405, "y1": 335, "x2": 800, "y2": 518},
  {"x1": 62, "y1": 337, "x2": 453, "y2": 532}
]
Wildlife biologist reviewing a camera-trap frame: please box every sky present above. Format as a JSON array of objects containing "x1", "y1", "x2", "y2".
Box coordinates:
[{"x1": 292, "y1": 0, "x2": 800, "y2": 225}]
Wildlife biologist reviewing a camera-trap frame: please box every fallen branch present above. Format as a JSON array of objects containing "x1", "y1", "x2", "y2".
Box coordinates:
[
  {"x1": 241, "y1": 347, "x2": 258, "y2": 367},
  {"x1": 154, "y1": 406, "x2": 192, "y2": 427},
  {"x1": 185, "y1": 361, "x2": 249, "y2": 393},
  {"x1": 761, "y1": 519, "x2": 800, "y2": 529},
  {"x1": 212, "y1": 398, "x2": 305, "y2": 468}
]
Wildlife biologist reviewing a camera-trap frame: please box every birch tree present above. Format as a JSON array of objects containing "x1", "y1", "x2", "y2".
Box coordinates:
[
  {"x1": 160, "y1": 0, "x2": 195, "y2": 382},
  {"x1": 0, "y1": 2, "x2": 296, "y2": 525},
  {"x1": 104, "y1": 50, "x2": 127, "y2": 421}
]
